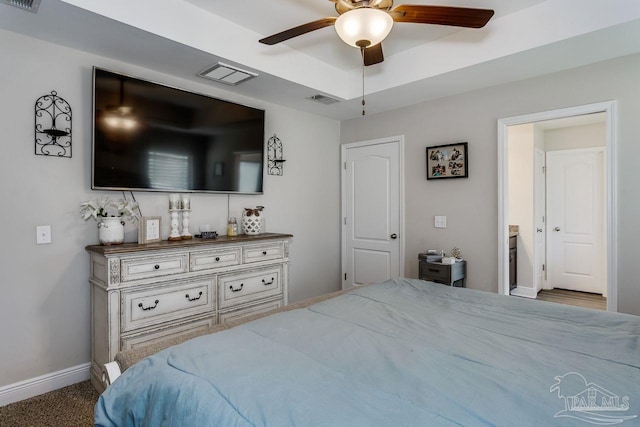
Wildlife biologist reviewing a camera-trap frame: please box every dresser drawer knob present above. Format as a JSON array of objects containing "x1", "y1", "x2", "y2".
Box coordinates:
[
  {"x1": 262, "y1": 277, "x2": 275, "y2": 286},
  {"x1": 215, "y1": 257, "x2": 220, "y2": 262},
  {"x1": 262, "y1": 251, "x2": 267, "y2": 255},
  {"x1": 154, "y1": 264, "x2": 160, "y2": 270},
  {"x1": 185, "y1": 291, "x2": 203, "y2": 302},
  {"x1": 138, "y1": 300, "x2": 159, "y2": 311},
  {"x1": 230, "y1": 283, "x2": 244, "y2": 292}
]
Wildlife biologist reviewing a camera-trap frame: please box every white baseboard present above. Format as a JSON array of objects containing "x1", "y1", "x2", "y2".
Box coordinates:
[
  {"x1": 510, "y1": 286, "x2": 538, "y2": 299},
  {"x1": 0, "y1": 362, "x2": 91, "y2": 407}
]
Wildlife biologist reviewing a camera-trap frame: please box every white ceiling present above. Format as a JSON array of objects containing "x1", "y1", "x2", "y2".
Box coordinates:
[
  {"x1": 2, "y1": 0, "x2": 640, "y2": 120},
  {"x1": 187, "y1": 0, "x2": 548, "y2": 72}
]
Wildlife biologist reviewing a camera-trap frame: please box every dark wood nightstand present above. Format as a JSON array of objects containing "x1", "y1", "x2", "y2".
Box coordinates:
[{"x1": 418, "y1": 258, "x2": 466, "y2": 287}]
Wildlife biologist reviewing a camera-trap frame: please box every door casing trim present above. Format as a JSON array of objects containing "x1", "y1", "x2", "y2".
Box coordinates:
[{"x1": 497, "y1": 101, "x2": 617, "y2": 312}]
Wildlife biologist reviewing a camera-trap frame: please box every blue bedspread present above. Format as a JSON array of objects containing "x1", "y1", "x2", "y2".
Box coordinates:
[{"x1": 95, "y1": 278, "x2": 640, "y2": 426}]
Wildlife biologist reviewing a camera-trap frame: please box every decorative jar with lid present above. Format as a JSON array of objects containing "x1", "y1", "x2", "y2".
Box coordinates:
[{"x1": 226, "y1": 217, "x2": 238, "y2": 237}]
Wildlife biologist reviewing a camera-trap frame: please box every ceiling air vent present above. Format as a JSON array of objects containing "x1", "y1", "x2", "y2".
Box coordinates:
[
  {"x1": 0, "y1": 0, "x2": 41, "y2": 13},
  {"x1": 198, "y1": 63, "x2": 257, "y2": 86},
  {"x1": 307, "y1": 94, "x2": 340, "y2": 105}
]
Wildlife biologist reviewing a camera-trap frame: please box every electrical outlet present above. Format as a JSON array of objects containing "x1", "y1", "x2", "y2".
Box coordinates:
[
  {"x1": 434, "y1": 216, "x2": 447, "y2": 228},
  {"x1": 36, "y1": 225, "x2": 51, "y2": 244}
]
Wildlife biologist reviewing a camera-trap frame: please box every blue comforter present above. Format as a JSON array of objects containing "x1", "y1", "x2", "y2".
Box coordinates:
[{"x1": 95, "y1": 278, "x2": 640, "y2": 426}]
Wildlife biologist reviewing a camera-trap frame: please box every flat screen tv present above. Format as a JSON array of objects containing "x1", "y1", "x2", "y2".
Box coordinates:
[{"x1": 92, "y1": 67, "x2": 265, "y2": 194}]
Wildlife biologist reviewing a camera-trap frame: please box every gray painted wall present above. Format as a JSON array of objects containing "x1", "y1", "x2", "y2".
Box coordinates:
[
  {"x1": 3, "y1": 27, "x2": 640, "y2": 393},
  {"x1": 0, "y1": 29, "x2": 342, "y2": 388},
  {"x1": 341, "y1": 53, "x2": 640, "y2": 316}
]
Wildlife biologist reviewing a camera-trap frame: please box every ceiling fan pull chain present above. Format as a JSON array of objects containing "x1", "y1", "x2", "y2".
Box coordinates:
[{"x1": 361, "y1": 47, "x2": 366, "y2": 116}]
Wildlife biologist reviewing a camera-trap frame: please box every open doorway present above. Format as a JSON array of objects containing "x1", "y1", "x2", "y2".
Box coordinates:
[{"x1": 497, "y1": 102, "x2": 617, "y2": 312}]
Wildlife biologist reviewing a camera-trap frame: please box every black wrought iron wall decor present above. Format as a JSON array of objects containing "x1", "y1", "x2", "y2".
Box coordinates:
[
  {"x1": 35, "y1": 90, "x2": 72, "y2": 158},
  {"x1": 267, "y1": 134, "x2": 286, "y2": 176}
]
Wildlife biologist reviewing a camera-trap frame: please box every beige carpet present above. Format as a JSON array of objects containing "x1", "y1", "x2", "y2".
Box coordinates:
[{"x1": 0, "y1": 381, "x2": 98, "y2": 427}]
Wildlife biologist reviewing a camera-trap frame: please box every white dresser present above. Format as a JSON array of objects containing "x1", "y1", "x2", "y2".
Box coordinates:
[{"x1": 86, "y1": 233, "x2": 291, "y2": 392}]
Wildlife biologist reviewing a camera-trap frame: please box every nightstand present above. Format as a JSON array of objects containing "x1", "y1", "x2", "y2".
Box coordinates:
[{"x1": 418, "y1": 257, "x2": 466, "y2": 287}]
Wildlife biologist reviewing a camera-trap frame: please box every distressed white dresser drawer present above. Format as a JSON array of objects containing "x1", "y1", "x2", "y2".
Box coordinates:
[
  {"x1": 122, "y1": 279, "x2": 215, "y2": 332},
  {"x1": 219, "y1": 299, "x2": 283, "y2": 324},
  {"x1": 120, "y1": 253, "x2": 189, "y2": 282},
  {"x1": 218, "y1": 266, "x2": 282, "y2": 309},
  {"x1": 243, "y1": 243, "x2": 284, "y2": 264},
  {"x1": 121, "y1": 316, "x2": 216, "y2": 351},
  {"x1": 190, "y1": 247, "x2": 241, "y2": 272}
]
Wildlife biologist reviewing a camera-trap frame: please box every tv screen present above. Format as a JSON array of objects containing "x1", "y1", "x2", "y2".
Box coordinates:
[{"x1": 92, "y1": 67, "x2": 265, "y2": 194}]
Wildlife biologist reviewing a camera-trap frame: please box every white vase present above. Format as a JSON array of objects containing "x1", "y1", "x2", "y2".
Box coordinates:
[
  {"x1": 98, "y1": 217, "x2": 125, "y2": 245},
  {"x1": 242, "y1": 211, "x2": 263, "y2": 235}
]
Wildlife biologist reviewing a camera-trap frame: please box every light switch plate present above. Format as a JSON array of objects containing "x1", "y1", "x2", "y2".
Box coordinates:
[
  {"x1": 434, "y1": 216, "x2": 447, "y2": 228},
  {"x1": 36, "y1": 225, "x2": 51, "y2": 244}
]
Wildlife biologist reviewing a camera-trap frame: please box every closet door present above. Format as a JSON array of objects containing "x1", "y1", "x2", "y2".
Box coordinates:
[{"x1": 342, "y1": 137, "x2": 403, "y2": 289}]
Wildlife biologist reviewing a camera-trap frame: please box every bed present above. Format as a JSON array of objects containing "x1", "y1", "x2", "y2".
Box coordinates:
[{"x1": 94, "y1": 278, "x2": 639, "y2": 426}]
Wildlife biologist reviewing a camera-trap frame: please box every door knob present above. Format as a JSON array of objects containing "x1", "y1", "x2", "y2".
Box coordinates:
[
  {"x1": 390, "y1": 233, "x2": 398, "y2": 239},
  {"x1": 537, "y1": 228, "x2": 543, "y2": 233},
  {"x1": 554, "y1": 227, "x2": 561, "y2": 231}
]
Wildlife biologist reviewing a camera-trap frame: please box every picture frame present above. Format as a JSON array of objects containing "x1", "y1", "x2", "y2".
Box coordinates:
[
  {"x1": 138, "y1": 216, "x2": 162, "y2": 244},
  {"x1": 426, "y1": 142, "x2": 468, "y2": 180}
]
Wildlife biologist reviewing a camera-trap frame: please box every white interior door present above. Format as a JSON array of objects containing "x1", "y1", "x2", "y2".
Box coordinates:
[
  {"x1": 342, "y1": 138, "x2": 403, "y2": 289},
  {"x1": 546, "y1": 148, "x2": 605, "y2": 294},
  {"x1": 534, "y1": 148, "x2": 546, "y2": 292}
]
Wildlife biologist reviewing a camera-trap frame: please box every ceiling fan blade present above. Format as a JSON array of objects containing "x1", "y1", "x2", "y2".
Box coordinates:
[
  {"x1": 259, "y1": 17, "x2": 337, "y2": 45},
  {"x1": 363, "y1": 43, "x2": 384, "y2": 66},
  {"x1": 391, "y1": 5, "x2": 494, "y2": 28}
]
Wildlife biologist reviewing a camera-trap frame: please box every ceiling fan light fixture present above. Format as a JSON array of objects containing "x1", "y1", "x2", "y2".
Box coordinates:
[
  {"x1": 335, "y1": 7, "x2": 393, "y2": 48},
  {"x1": 103, "y1": 107, "x2": 137, "y2": 130}
]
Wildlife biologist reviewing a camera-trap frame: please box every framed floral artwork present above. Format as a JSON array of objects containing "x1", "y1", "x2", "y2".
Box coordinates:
[{"x1": 138, "y1": 216, "x2": 162, "y2": 244}]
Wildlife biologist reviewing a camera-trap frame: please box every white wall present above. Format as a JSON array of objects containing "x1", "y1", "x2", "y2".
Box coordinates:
[
  {"x1": 341, "y1": 53, "x2": 640, "y2": 316},
  {"x1": 545, "y1": 122, "x2": 606, "y2": 151},
  {"x1": 0, "y1": 29, "x2": 342, "y2": 389},
  {"x1": 507, "y1": 124, "x2": 534, "y2": 290}
]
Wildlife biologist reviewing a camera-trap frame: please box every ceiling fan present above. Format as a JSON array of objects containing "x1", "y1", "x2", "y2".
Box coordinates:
[{"x1": 259, "y1": 0, "x2": 494, "y2": 66}]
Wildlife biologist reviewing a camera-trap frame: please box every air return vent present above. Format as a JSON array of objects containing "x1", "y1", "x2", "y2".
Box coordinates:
[
  {"x1": 1, "y1": 0, "x2": 41, "y2": 13},
  {"x1": 198, "y1": 63, "x2": 257, "y2": 86},
  {"x1": 307, "y1": 94, "x2": 340, "y2": 105}
]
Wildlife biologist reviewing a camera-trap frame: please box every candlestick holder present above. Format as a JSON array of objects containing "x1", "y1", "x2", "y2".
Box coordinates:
[
  {"x1": 168, "y1": 209, "x2": 182, "y2": 241},
  {"x1": 181, "y1": 209, "x2": 192, "y2": 239},
  {"x1": 35, "y1": 90, "x2": 72, "y2": 158},
  {"x1": 169, "y1": 194, "x2": 180, "y2": 210}
]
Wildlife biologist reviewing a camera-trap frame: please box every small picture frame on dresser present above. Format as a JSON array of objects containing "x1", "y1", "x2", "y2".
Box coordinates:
[
  {"x1": 138, "y1": 216, "x2": 162, "y2": 244},
  {"x1": 426, "y1": 142, "x2": 468, "y2": 180}
]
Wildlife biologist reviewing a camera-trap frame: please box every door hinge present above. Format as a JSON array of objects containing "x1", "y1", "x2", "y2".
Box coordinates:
[
  {"x1": 542, "y1": 264, "x2": 545, "y2": 271},
  {"x1": 344, "y1": 161, "x2": 347, "y2": 170},
  {"x1": 542, "y1": 166, "x2": 546, "y2": 173},
  {"x1": 344, "y1": 273, "x2": 347, "y2": 280},
  {"x1": 344, "y1": 217, "x2": 347, "y2": 225}
]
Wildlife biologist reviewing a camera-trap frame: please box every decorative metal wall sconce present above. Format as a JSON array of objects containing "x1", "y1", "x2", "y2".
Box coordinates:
[
  {"x1": 267, "y1": 134, "x2": 286, "y2": 176},
  {"x1": 35, "y1": 90, "x2": 72, "y2": 158}
]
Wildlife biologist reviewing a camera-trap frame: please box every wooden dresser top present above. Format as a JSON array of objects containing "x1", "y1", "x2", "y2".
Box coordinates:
[{"x1": 86, "y1": 232, "x2": 293, "y2": 255}]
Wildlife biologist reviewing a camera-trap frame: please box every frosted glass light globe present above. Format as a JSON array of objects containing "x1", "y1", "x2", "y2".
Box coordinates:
[{"x1": 335, "y1": 8, "x2": 394, "y2": 48}]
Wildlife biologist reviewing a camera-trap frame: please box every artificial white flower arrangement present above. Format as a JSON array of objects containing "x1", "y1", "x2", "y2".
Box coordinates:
[{"x1": 80, "y1": 196, "x2": 140, "y2": 222}]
